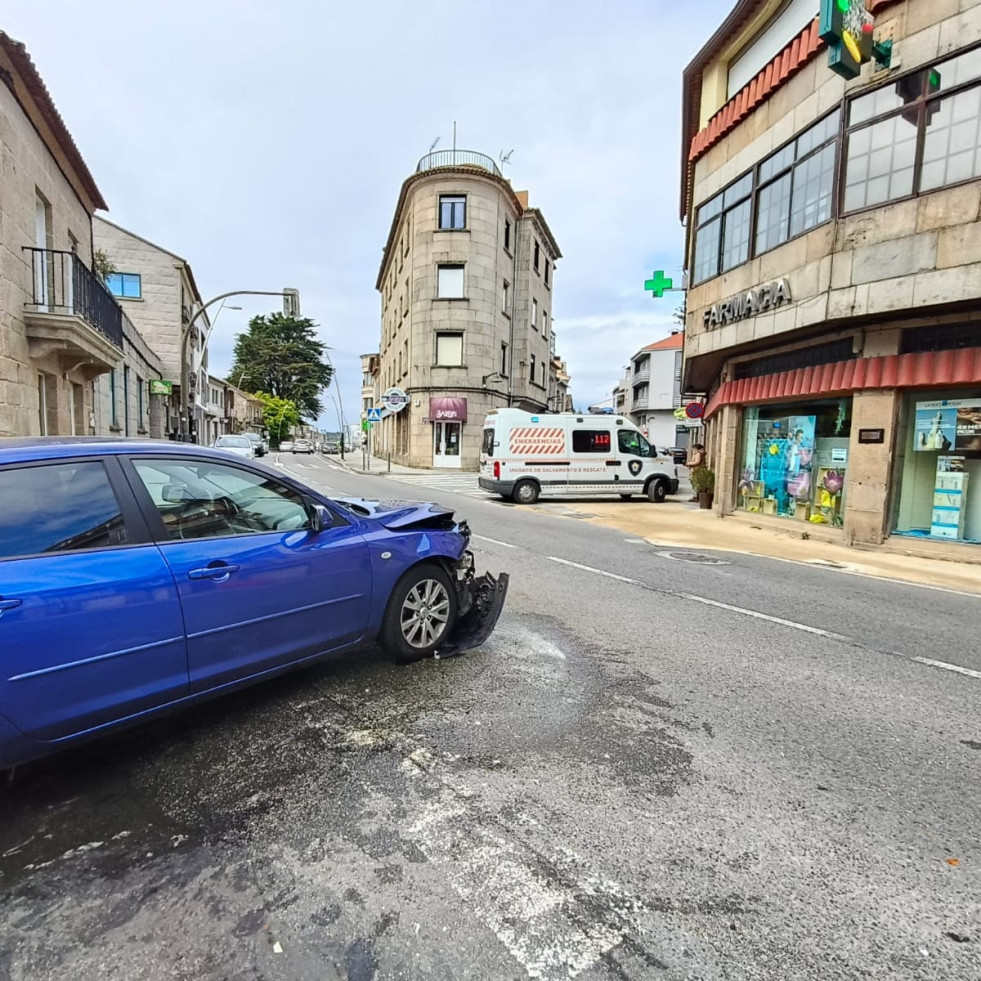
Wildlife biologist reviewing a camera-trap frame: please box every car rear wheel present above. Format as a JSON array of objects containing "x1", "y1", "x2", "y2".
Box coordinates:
[
  {"x1": 381, "y1": 564, "x2": 458, "y2": 663},
  {"x1": 512, "y1": 480, "x2": 540, "y2": 505},
  {"x1": 647, "y1": 478, "x2": 668, "y2": 503}
]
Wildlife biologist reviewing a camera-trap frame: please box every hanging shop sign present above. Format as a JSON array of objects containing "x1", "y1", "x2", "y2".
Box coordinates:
[
  {"x1": 381, "y1": 387, "x2": 410, "y2": 413},
  {"x1": 914, "y1": 398, "x2": 981, "y2": 453},
  {"x1": 149, "y1": 379, "x2": 173, "y2": 396},
  {"x1": 702, "y1": 279, "x2": 792, "y2": 329}
]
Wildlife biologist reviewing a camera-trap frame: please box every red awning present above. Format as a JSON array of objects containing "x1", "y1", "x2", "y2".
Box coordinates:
[{"x1": 705, "y1": 347, "x2": 981, "y2": 420}]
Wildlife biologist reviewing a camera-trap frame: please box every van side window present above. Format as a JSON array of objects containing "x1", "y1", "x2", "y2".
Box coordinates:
[
  {"x1": 572, "y1": 431, "x2": 612, "y2": 453},
  {"x1": 618, "y1": 430, "x2": 653, "y2": 457},
  {"x1": 482, "y1": 428, "x2": 496, "y2": 455}
]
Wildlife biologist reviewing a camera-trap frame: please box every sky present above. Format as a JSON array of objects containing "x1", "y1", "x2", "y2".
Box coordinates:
[{"x1": 5, "y1": 0, "x2": 734, "y2": 429}]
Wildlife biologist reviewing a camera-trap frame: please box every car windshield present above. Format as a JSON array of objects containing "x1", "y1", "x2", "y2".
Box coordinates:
[{"x1": 216, "y1": 436, "x2": 250, "y2": 447}]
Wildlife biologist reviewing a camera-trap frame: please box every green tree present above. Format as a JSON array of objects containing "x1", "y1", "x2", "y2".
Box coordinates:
[
  {"x1": 254, "y1": 392, "x2": 300, "y2": 446},
  {"x1": 229, "y1": 313, "x2": 332, "y2": 419}
]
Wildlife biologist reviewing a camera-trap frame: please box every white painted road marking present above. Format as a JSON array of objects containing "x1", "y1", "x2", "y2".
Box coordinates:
[
  {"x1": 473, "y1": 534, "x2": 517, "y2": 548},
  {"x1": 547, "y1": 557, "x2": 642, "y2": 585},
  {"x1": 912, "y1": 656, "x2": 981, "y2": 681},
  {"x1": 676, "y1": 592, "x2": 850, "y2": 640},
  {"x1": 547, "y1": 556, "x2": 848, "y2": 640}
]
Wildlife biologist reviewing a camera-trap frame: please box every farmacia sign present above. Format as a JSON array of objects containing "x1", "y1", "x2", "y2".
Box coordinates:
[{"x1": 702, "y1": 279, "x2": 792, "y2": 329}]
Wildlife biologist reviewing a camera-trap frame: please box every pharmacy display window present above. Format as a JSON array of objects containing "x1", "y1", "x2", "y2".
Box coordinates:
[
  {"x1": 893, "y1": 391, "x2": 981, "y2": 544},
  {"x1": 737, "y1": 398, "x2": 852, "y2": 525}
]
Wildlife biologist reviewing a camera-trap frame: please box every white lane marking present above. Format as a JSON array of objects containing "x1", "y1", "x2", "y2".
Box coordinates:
[
  {"x1": 912, "y1": 656, "x2": 981, "y2": 681},
  {"x1": 547, "y1": 556, "x2": 847, "y2": 640},
  {"x1": 473, "y1": 534, "x2": 517, "y2": 549},
  {"x1": 547, "y1": 557, "x2": 641, "y2": 585},
  {"x1": 676, "y1": 592, "x2": 849, "y2": 640}
]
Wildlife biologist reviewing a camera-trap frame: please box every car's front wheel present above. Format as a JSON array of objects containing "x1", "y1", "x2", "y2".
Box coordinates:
[{"x1": 381, "y1": 564, "x2": 458, "y2": 663}]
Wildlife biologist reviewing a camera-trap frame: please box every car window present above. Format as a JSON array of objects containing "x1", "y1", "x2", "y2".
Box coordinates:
[
  {"x1": 131, "y1": 458, "x2": 312, "y2": 541},
  {"x1": 0, "y1": 461, "x2": 129, "y2": 560},
  {"x1": 618, "y1": 430, "x2": 653, "y2": 457},
  {"x1": 482, "y1": 428, "x2": 496, "y2": 455}
]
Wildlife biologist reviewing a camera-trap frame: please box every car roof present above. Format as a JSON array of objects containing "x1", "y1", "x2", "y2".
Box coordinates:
[{"x1": 0, "y1": 437, "x2": 251, "y2": 465}]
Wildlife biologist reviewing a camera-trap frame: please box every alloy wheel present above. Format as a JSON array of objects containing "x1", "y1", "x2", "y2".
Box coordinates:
[{"x1": 400, "y1": 578, "x2": 451, "y2": 648}]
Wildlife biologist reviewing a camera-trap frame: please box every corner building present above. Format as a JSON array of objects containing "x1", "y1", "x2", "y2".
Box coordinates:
[
  {"x1": 375, "y1": 150, "x2": 562, "y2": 469},
  {"x1": 683, "y1": 0, "x2": 981, "y2": 552}
]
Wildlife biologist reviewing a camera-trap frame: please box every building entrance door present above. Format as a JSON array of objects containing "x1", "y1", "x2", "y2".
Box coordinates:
[{"x1": 433, "y1": 421, "x2": 462, "y2": 468}]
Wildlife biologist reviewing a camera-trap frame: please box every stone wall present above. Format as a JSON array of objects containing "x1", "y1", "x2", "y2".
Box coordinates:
[
  {"x1": 0, "y1": 67, "x2": 98, "y2": 437},
  {"x1": 686, "y1": 0, "x2": 981, "y2": 367}
]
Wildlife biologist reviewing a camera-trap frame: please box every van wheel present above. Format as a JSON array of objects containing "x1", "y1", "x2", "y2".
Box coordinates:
[
  {"x1": 619, "y1": 493, "x2": 633, "y2": 500},
  {"x1": 512, "y1": 480, "x2": 540, "y2": 505},
  {"x1": 647, "y1": 479, "x2": 668, "y2": 503}
]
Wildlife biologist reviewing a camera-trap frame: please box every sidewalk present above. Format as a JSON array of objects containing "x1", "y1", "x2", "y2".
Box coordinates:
[
  {"x1": 584, "y1": 499, "x2": 981, "y2": 595},
  {"x1": 325, "y1": 454, "x2": 981, "y2": 593},
  {"x1": 331, "y1": 451, "x2": 463, "y2": 477}
]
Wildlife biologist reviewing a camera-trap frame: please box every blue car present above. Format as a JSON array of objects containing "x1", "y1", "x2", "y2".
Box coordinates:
[{"x1": 0, "y1": 438, "x2": 508, "y2": 772}]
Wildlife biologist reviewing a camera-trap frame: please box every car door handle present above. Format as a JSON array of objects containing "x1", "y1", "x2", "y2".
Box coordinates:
[
  {"x1": 0, "y1": 597, "x2": 23, "y2": 616},
  {"x1": 187, "y1": 563, "x2": 241, "y2": 582}
]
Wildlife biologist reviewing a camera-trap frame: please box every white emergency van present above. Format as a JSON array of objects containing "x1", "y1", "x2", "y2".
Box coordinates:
[{"x1": 478, "y1": 408, "x2": 680, "y2": 504}]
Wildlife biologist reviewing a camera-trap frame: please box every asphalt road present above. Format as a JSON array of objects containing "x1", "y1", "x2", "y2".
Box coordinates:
[{"x1": 1, "y1": 453, "x2": 979, "y2": 981}]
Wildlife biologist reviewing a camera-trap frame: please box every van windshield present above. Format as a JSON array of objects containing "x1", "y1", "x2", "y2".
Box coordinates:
[
  {"x1": 618, "y1": 430, "x2": 653, "y2": 457},
  {"x1": 482, "y1": 427, "x2": 496, "y2": 455}
]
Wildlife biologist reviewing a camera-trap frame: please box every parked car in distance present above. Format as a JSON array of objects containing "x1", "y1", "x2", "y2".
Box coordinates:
[
  {"x1": 241, "y1": 433, "x2": 267, "y2": 457},
  {"x1": 279, "y1": 440, "x2": 294, "y2": 452},
  {"x1": 324, "y1": 441, "x2": 340, "y2": 454},
  {"x1": 213, "y1": 434, "x2": 255, "y2": 459},
  {"x1": 292, "y1": 438, "x2": 314, "y2": 454},
  {"x1": 664, "y1": 446, "x2": 688, "y2": 465},
  {"x1": 0, "y1": 438, "x2": 509, "y2": 773}
]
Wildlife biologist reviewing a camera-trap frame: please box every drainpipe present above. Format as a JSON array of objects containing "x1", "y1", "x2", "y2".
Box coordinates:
[{"x1": 507, "y1": 210, "x2": 520, "y2": 408}]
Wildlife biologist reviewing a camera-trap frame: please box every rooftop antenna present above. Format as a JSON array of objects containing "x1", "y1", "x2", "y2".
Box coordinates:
[
  {"x1": 499, "y1": 148, "x2": 514, "y2": 169},
  {"x1": 453, "y1": 120, "x2": 457, "y2": 153},
  {"x1": 428, "y1": 136, "x2": 440, "y2": 153}
]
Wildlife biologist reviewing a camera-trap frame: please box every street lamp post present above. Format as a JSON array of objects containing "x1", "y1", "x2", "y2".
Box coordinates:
[
  {"x1": 322, "y1": 348, "x2": 347, "y2": 459},
  {"x1": 180, "y1": 288, "x2": 299, "y2": 441}
]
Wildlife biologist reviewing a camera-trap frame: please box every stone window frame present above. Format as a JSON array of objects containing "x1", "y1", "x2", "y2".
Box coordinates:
[
  {"x1": 842, "y1": 44, "x2": 981, "y2": 216},
  {"x1": 693, "y1": 108, "x2": 840, "y2": 285},
  {"x1": 435, "y1": 263, "x2": 466, "y2": 300},
  {"x1": 434, "y1": 331, "x2": 464, "y2": 367},
  {"x1": 438, "y1": 194, "x2": 467, "y2": 231}
]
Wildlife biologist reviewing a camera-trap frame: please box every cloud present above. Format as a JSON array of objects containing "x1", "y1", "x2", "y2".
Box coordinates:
[{"x1": 3, "y1": 0, "x2": 731, "y2": 428}]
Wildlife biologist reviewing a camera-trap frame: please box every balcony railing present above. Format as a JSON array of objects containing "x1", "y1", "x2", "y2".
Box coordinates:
[
  {"x1": 23, "y1": 248, "x2": 123, "y2": 349},
  {"x1": 416, "y1": 149, "x2": 501, "y2": 175},
  {"x1": 632, "y1": 368, "x2": 651, "y2": 384},
  {"x1": 632, "y1": 396, "x2": 649, "y2": 411}
]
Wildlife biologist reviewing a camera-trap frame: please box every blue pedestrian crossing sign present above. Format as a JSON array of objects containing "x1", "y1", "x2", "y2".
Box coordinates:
[{"x1": 366, "y1": 407, "x2": 383, "y2": 422}]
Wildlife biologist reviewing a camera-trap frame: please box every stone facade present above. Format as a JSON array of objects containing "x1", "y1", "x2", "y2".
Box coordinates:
[
  {"x1": 93, "y1": 217, "x2": 211, "y2": 440},
  {"x1": 373, "y1": 156, "x2": 564, "y2": 469},
  {"x1": 682, "y1": 0, "x2": 981, "y2": 553},
  {"x1": 0, "y1": 33, "x2": 117, "y2": 438}
]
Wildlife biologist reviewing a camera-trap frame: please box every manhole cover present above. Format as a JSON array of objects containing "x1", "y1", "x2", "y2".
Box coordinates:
[{"x1": 655, "y1": 550, "x2": 730, "y2": 565}]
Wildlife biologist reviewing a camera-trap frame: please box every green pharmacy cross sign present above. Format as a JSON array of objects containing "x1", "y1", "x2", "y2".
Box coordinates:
[
  {"x1": 819, "y1": 0, "x2": 892, "y2": 80},
  {"x1": 645, "y1": 270, "x2": 681, "y2": 299}
]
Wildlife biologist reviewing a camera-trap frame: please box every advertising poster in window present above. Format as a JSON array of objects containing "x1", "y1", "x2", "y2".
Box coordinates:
[{"x1": 915, "y1": 399, "x2": 981, "y2": 452}]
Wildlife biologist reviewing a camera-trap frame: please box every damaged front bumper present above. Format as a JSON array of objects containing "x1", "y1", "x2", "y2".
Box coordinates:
[{"x1": 439, "y1": 551, "x2": 509, "y2": 657}]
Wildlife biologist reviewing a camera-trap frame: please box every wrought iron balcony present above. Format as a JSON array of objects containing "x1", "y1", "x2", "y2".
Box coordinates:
[
  {"x1": 22, "y1": 248, "x2": 123, "y2": 375},
  {"x1": 416, "y1": 149, "x2": 501, "y2": 176}
]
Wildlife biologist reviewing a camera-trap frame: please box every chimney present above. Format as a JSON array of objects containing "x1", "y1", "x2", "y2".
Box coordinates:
[{"x1": 515, "y1": 190, "x2": 529, "y2": 209}]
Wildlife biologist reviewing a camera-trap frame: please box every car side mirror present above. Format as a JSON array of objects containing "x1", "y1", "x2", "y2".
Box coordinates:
[
  {"x1": 162, "y1": 482, "x2": 192, "y2": 503},
  {"x1": 308, "y1": 503, "x2": 333, "y2": 532}
]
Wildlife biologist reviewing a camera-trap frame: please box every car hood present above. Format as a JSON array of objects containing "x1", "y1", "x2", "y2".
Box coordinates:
[{"x1": 335, "y1": 497, "x2": 467, "y2": 534}]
